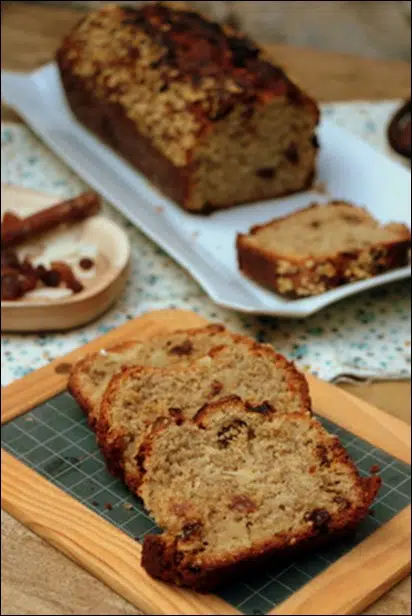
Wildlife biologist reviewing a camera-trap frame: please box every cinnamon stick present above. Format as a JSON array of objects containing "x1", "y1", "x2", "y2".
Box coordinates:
[{"x1": 1, "y1": 191, "x2": 101, "y2": 248}]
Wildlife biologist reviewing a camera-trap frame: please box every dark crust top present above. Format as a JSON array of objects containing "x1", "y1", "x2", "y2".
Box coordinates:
[
  {"x1": 57, "y1": 2, "x2": 319, "y2": 167},
  {"x1": 119, "y1": 2, "x2": 315, "y2": 118}
]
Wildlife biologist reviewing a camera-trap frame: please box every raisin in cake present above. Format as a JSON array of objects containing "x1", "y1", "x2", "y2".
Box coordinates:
[{"x1": 57, "y1": 2, "x2": 319, "y2": 213}]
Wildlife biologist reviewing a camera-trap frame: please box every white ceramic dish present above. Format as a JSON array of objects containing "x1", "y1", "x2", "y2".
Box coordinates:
[
  {"x1": 2, "y1": 64, "x2": 410, "y2": 318},
  {"x1": 1, "y1": 184, "x2": 131, "y2": 332}
]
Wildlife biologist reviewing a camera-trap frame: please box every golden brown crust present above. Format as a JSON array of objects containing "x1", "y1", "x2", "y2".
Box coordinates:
[
  {"x1": 139, "y1": 402, "x2": 381, "y2": 591},
  {"x1": 237, "y1": 203, "x2": 411, "y2": 297},
  {"x1": 56, "y1": 2, "x2": 319, "y2": 212}
]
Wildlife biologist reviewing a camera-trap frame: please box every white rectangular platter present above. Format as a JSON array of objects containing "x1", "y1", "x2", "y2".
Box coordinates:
[{"x1": 2, "y1": 64, "x2": 411, "y2": 317}]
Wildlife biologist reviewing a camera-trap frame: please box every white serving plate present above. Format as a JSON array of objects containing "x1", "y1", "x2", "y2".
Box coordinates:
[
  {"x1": 1, "y1": 184, "x2": 130, "y2": 332},
  {"x1": 2, "y1": 64, "x2": 410, "y2": 318}
]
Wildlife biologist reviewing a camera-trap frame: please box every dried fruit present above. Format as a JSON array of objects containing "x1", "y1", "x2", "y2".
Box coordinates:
[{"x1": 304, "y1": 508, "x2": 330, "y2": 530}]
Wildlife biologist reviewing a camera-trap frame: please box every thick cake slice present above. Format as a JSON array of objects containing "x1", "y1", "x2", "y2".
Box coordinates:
[
  {"x1": 139, "y1": 396, "x2": 381, "y2": 591},
  {"x1": 237, "y1": 201, "x2": 411, "y2": 297},
  {"x1": 68, "y1": 324, "x2": 246, "y2": 427},
  {"x1": 97, "y1": 342, "x2": 311, "y2": 491}
]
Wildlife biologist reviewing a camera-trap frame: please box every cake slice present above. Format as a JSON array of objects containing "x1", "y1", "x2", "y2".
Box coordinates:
[
  {"x1": 97, "y1": 342, "x2": 311, "y2": 491},
  {"x1": 139, "y1": 396, "x2": 381, "y2": 591},
  {"x1": 237, "y1": 201, "x2": 411, "y2": 297},
  {"x1": 68, "y1": 324, "x2": 247, "y2": 428}
]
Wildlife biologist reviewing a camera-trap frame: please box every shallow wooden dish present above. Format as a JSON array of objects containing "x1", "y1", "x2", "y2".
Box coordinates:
[{"x1": 1, "y1": 184, "x2": 131, "y2": 332}]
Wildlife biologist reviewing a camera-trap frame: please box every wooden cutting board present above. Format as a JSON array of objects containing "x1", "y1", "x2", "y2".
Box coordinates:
[{"x1": 1, "y1": 309, "x2": 411, "y2": 616}]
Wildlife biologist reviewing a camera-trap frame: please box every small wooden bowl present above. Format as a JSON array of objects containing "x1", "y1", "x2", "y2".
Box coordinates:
[{"x1": 1, "y1": 185, "x2": 131, "y2": 332}]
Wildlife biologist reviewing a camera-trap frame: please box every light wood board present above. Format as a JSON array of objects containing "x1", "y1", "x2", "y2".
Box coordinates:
[{"x1": 1, "y1": 309, "x2": 411, "y2": 616}]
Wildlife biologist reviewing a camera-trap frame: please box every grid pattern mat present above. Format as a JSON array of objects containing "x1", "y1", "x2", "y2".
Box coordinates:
[{"x1": 2, "y1": 392, "x2": 411, "y2": 615}]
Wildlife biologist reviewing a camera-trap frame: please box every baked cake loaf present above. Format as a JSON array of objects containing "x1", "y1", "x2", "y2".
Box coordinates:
[
  {"x1": 68, "y1": 324, "x2": 246, "y2": 427},
  {"x1": 237, "y1": 201, "x2": 411, "y2": 297},
  {"x1": 56, "y1": 2, "x2": 319, "y2": 213},
  {"x1": 97, "y1": 341, "x2": 311, "y2": 491},
  {"x1": 139, "y1": 396, "x2": 381, "y2": 591}
]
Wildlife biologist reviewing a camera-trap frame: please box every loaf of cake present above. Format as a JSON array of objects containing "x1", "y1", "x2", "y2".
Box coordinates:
[
  {"x1": 237, "y1": 201, "x2": 411, "y2": 297},
  {"x1": 139, "y1": 396, "x2": 381, "y2": 591},
  {"x1": 97, "y1": 341, "x2": 311, "y2": 491},
  {"x1": 68, "y1": 323, "x2": 249, "y2": 428},
  {"x1": 56, "y1": 2, "x2": 319, "y2": 213}
]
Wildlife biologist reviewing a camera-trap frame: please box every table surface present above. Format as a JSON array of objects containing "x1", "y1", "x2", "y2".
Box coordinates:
[{"x1": 1, "y1": 3, "x2": 411, "y2": 615}]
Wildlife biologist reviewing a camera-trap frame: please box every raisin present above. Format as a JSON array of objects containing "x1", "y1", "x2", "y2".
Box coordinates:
[
  {"x1": 1, "y1": 272, "x2": 24, "y2": 300},
  {"x1": 79, "y1": 257, "x2": 94, "y2": 270},
  {"x1": 304, "y1": 508, "x2": 330, "y2": 530},
  {"x1": 179, "y1": 522, "x2": 203, "y2": 541},
  {"x1": 1, "y1": 249, "x2": 20, "y2": 270},
  {"x1": 285, "y1": 143, "x2": 299, "y2": 164},
  {"x1": 217, "y1": 419, "x2": 249, "y2": 448},
  {"x1": 169, "y1": 340, "x2": 193, "y2": 356},
  {"x1": 135, "y1": 452, "x2": 146, "y2": 478},
  {"x1": 316, "y1": 444, "x2": 330, "y2": 467},
  {"x1": 169, "y1": 407, "x2": 183, "y2": 424},
  {"x1": 287, "y1": 85, "x2": 304, "y2": 106},
  {"x1": 310, "y1": 220, "x2": 321, "y2": 229},
  {"x1": 245, "y1": 401, "x2": 274, "y2": 414},
  {"x1": 51, "y1": 261, "x2": 83, "y2": 293},
  {"x1": 187, "y1": 565, "x2": 201, "y2": 574},
  {"x1": 230, "y1": 495, "x2": 257, "y2": 513},
  {"x1": 20, "y1": 258, "x2": 36, "y2": 277},
  {"x1": 43, "y1": 269, "x2": 62, "y2": 288},
  {"x1": 228, "y1": 36, "x2": 260, "y2": 68},
  {"x1": 71, "y1": 279, "x2": 84, "y2": 293},
  {"x1": 35, "y1": 265, "x2": 48, "y2": 281},
  {"x1": 256, "y1": 167, "x2": 275, "y2": 179}
]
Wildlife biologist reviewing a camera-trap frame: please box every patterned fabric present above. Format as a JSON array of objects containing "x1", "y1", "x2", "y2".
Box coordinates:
[{"x1": 1, "y1": 101, "x2": 411, "y2": 385}]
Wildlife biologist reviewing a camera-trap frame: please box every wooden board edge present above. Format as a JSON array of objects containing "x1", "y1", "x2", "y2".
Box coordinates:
[
  {"x1": 1, "y1": 450, "x2": 240, "y2": 616},
  {"x1": 2, "y1": 310, "x2": 411, "y2": 465},
  {"x1": 270, "y1": 507, "x2": 411, "y2": 615}
]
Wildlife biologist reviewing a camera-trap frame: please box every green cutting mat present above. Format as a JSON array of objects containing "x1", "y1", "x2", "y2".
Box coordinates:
[{"x1": 1, "y1": 391, "x2": 411, "y2": 615}]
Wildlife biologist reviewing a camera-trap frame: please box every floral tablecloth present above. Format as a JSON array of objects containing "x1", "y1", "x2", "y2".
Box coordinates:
[{"x1": 1, "y1": 100, "x2": 411, "y2": 385}]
